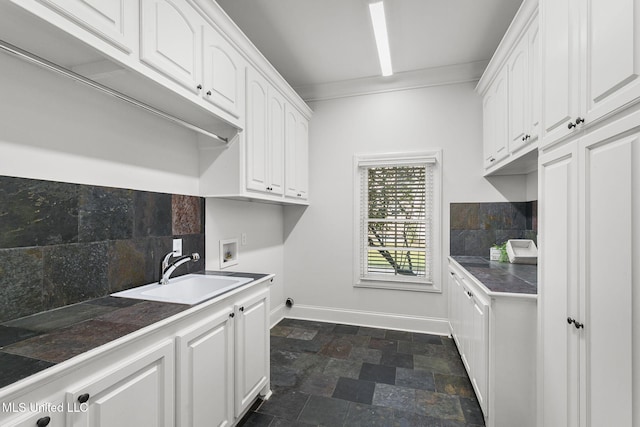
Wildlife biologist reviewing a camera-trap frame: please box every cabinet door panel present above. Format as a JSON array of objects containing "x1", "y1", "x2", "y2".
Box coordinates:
[
  {"x1": 203, "y1": 27, "x2": 244, "y2": 120},
  {"x1": 235, "y1": 289, "x2": 269, "y2": 416},
  {"x1": 269, "y1": 89, "x2": 285, "y2": 195},
  {"x1": 140, "y1": 0, "x2": 201, "y2": 92},
  {"x1": 538, "y1": 145, "x2": 579, "y2": 427},
  {"x1": 471, "y1": 297, "x2": 488, "y2": 415},
  {"x1": 509, "y1": 38, "x2": 528, "y2": 150},
  {"x1": 66, "y1": 340, "x2": 174, "y2": 427},
  {"x1": 246, "y1": 69, "x2": 269, "y2": 193},
  {"x1": 177, "y1": 310, "x2": 234, "y2": 427},
  {"x1": 528, "y1": 21, "x2": 540, "y2": 142},
  {"x1": 582, "y1": 134, "x2": 636, "y2": 427},
  {"x1": 296, "y1": 117, "x2": 309, "y2": 199},
  {"x1": 493, "y1": 69, "x2": 509, "y2": 163},
  {"x1": 483, "y1": 93, "x2": 496, "y2": 168},
  {"x1": 585, "y1": 0, "x2": 640, "y2": 122},
  {"x1": 40, "y1": 0, "x2": 136, "y2": 53},
  {"x1": 284, "y1": 106, "x2": 298, "y2": 197},
  {"x1": 541, "y1": 0, "x2": 579, "y2": 145}
]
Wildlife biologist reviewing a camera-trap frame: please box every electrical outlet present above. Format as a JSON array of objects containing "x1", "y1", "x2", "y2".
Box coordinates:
[
  {"x1": 241, "y1": 233, "x2": 247, "y2": 246},
  {"x1": 173, "y1": 238, "x2": 183, "y2": 256}
]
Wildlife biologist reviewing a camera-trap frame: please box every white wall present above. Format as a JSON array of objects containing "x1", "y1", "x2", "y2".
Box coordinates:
[
  {"x1": 0, "y1": 52, "x2": 200, "y2": 195},
  {"x1": 283, "y1": 82, "x2": 527, "y2": 334},
  {"x1": 205, "y1": 199, "x2": 285, "y2": 325}
]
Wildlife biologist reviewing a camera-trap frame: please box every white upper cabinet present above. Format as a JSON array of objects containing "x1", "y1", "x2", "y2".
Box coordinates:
[
  {"x1": 38, "y1": 0, "x2": 137, "y2": 54},
  {"x1": 541, "y1": 0, "x2": 640, "y2": 149},
  {"x1": 268, "y1": 88, "x2": 286, "y2": 196},
  {"x1": 140, "y1": 0, "x2": 202, "y2": 93},
  {"x1": 246, "y1": 67, "x2": 270, "y2": 193},
  {"x1": 509, "y1": 17, "x2": 540, "y2": 153},
  {"x1": 477, "y1": 2, "x2": 539, "y2": 175},
  {"x1": 202, "y1": 25, "x2": 245, "y2": 121},
  {"x1": 285, "y1": 105, "x2": 309, "y2": 200},
  {"x1": 484, "y1": 67, "x2": 509, "y2": 168}
]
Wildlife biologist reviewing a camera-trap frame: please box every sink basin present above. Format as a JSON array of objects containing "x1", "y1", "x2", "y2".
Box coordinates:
[{"x1": 111, "y1": 274, "x2": 253, "y2": 305}]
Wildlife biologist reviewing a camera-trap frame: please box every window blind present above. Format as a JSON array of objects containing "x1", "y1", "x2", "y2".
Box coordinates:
[{"x1": 360, "y1": 163, "x2": 433, "y2": 283}]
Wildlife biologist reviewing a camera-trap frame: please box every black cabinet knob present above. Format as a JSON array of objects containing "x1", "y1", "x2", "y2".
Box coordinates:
[
  {"x1": 229, "y1": 312, "x2": 235, "y2": 318},
  {"x1": 239, "y1": 306, "x2": 244, "y2": 312},
  {"x1": 78, "y1": 393, "x2": 90, "y2": 404},
  {"x1": 36, "y1": 416, "x2": 51, "y2": 427},
  {"x1": 568, "y1": 121, "x2": 577, "y2": 129},
  {"x1": 567, "y1": 317, "x2": 573, "y2": 324},
  {"x1": 197, "y1": 84, "x2": 203, "y2": 90},
  {"x1": 206, "y1": 90, "x2": 211, "y2": 96},
  {"x1": 575, "y1": 117, "x2": 584, "y2": 125}
]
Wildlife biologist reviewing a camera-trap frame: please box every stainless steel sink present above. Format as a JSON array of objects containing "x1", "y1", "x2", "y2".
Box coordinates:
[{"x1": 111, "y1": 274, "x2": 253, "y2": 305}]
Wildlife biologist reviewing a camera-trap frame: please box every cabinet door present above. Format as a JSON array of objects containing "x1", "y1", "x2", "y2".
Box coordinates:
[
  {"x1": 528, "y1": 20, "x2": 540, "y2": 143},
  {"x1": 538, "y1": 143, "x2": 580, "y2": 427},
  {"x1": 246, "y1": 68, "x2": 269, "y2": 193},
  {"x1": 268, "y1": 88, "x2": 285, "y2": 195},
  {"x1": 508, "y1": 36, "x2": 528, "y2": 151},
  {"x1": 295, "y1": 117, "x2": 309, "y2": 200},
  {"x1": 584, "y1": 0, "x2": 640, "y2": 124},
  {"x1": 541, "y1": 0, "x2": 580, "y2": 146},
  {"x1": 140, "y1": 0, "x2": 202, "y2": 93},
  {"x1": 234, "y1": 289, "x2": 269, "y2": 417},
  {"x1": 470, "y1": 296, "x2": 489, "y2": 416},
  {"x1": 177, "y1": 309, "x2": 235, "y2": 427},
  {"x1": 66, "y1": 340, "x2": 174, "y2": 427},
  {"x1": 493, "y1": 68, "x2": 509, "y2": 164},
  {"x1": 580, "y1": 130, "x2": 637, "y2": 427},
  {"x1": 40, "y1": 0, "x2": 137, "y2": 53},
  {"x1": 483, "y1": 92, "x2": 496, "y2": 168},
  {"x1": 284, "y1": 105, "x2": 298, "y2": 197},
  {"x1": 202, "y1": 26, "x2": 245, "y2": 120}
]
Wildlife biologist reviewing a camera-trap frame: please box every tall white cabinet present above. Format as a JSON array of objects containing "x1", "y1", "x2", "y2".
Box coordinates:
[{"x1": 538, "y1": 109, "x2": 640, "y2": 427}]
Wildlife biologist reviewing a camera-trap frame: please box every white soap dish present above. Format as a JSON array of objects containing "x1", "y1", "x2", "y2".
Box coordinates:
[{"x1": 506, "y1": 239, "x2": 538, "y2": 264}]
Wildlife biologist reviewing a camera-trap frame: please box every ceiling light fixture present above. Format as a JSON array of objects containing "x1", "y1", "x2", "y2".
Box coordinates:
[{"x1": 368, "y1": 0, "x2": 393, "y2": 77}]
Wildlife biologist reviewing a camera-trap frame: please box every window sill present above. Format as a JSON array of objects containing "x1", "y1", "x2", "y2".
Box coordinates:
[{"x1": 354, "y1": 278, "x2": 441, "y2": 293}]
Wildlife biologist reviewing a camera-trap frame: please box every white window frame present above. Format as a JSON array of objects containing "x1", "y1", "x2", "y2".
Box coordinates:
[{"x1": 353, "y1": 151, "x2": 442, "y2": 292}]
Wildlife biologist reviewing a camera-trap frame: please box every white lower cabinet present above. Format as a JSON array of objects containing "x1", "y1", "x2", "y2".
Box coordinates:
[
  {"x1": 177, "y1": 309, "x2": 235, "y2": 427},
  {"x1": 176, "y1": 287, "x2": 270, "y2": 426},
  {"x1": 538, "y1": 111, "x2": 640, "y2": 427},
  {"x1": 66, "y1": 340, "x2": 175, "y2": 427},
  {"x1": 448, "y1": 259, "x2": 537, "y2": 427},
  {"x1": 234, "y1": 289, "x2": 269, "y2": 417},
  {"x1": 0, "y1": 277, "x2": 273, "y2": 427}
]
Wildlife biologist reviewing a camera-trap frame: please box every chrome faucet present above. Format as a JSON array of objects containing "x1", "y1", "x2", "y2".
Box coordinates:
[{"x1": 159, "y1": 251, "x2": 200, "y2": 285}]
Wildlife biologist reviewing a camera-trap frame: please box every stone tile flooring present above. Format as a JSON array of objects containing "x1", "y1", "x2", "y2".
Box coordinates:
[{"x1": 238, "y1": 319, "x2": 485, "y2": 427}]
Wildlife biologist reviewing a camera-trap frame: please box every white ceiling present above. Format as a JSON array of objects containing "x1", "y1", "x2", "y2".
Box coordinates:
[{"x1": 216, "y1": 0, "x2": 524, "y2": 92}]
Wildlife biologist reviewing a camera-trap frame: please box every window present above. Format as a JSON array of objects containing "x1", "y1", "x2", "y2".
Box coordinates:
[{"x1": 354, "y1": 152, "x2": 441, "y2": 291}]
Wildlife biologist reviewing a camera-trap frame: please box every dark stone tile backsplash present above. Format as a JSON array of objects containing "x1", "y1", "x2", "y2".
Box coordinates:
[
  {"x1": 450, "y1": 201, "x2": 537, "y2": 257},
  {"x1": 0, "y1": 175, "x2": 205, "y2": 323}
]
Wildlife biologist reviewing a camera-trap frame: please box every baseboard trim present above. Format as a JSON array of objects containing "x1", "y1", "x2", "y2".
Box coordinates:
[
  {"x1": 270, "y1": 303, "x2": 285, "y2": 328},
  {"x1": 282, "y1": 304, "x2": 450, "y2": 336}
]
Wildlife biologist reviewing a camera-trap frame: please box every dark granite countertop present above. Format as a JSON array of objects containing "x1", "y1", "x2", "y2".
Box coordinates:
[
  {"x1": 450, "y1": 256, "x2": 537, "y2": 296},
  {"x1": 0, "y1": 271, "x2": 269, "y2": 391}
]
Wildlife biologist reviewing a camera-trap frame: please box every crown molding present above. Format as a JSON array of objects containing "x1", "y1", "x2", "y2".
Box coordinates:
[{"x1": 294, "y1": 60, "x2": 489, "y2": 102}]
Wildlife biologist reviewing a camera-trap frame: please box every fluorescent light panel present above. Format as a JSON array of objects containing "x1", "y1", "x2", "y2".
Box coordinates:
[{"x1": 369, "y1": 1, "x2": 393, "y2": 76}]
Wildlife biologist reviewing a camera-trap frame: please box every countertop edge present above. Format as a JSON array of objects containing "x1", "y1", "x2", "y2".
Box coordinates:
[
  {"x1": 0, "y1": 273, "x2": 275, "y2": 400},
  {"x1": 448, "y1": 257, "x2": 538, "y2": 300}
]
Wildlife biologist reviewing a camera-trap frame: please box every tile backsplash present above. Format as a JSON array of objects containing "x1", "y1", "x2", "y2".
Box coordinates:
[
  {"x1": 450, "y1": 201, "x2": 537, "y2": 257},
  {"x1": 0, "y1": 176, "x2": 205, "y2": 322}
]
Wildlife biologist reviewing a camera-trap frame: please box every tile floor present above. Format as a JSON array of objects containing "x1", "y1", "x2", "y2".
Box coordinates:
[{"x1": 238, "y1": 319, "x2": 485, "y2": 427}]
